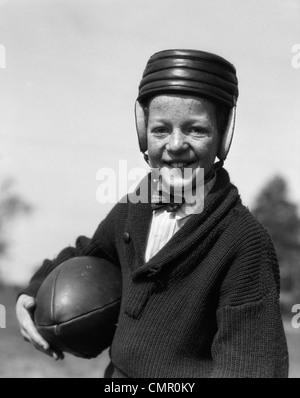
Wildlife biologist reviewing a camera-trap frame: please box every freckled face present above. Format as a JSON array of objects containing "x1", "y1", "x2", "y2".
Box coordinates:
[{"x1": 147, "y1": 94, "x2": 220, "y2": 188}]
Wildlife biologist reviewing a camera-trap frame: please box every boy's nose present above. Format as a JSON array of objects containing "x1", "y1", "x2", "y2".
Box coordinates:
[{"x1": 166, "y1": 130, "x2": 188, "y2": 153}]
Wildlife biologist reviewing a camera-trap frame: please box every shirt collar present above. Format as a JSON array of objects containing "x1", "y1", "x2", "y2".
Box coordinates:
[{"x1": 152, "y1": 174, "x2": 217, "y2": 220}]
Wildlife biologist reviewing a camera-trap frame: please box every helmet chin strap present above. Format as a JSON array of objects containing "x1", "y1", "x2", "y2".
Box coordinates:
[
  {"x1": 143, "y1": 152, "x2": 150, "y2": 165},
  {"x1": 205, "y1": 159, "x2": 224, "y2": 182}
]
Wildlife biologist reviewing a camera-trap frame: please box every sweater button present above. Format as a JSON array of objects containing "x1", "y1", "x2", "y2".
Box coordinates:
[{"x1": 123, "y1": 232, "x2": 131, "y2": 243}]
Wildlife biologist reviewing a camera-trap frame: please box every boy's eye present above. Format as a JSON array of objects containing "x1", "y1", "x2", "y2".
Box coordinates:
[
  {"x1": 151, "y1": 127, "x2": 169, "y2": 135},
  {"x1": 187, "y1": 127, "x2": 208, "y2": 136}
]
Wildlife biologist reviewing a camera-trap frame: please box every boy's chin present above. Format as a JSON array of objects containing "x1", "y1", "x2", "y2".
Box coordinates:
[
  {"x1": 160, "y1": 166, "x2": 204, "y2": 191},
  {"x1": 163, "y1": 178, "x2": 192, "y2": 192}
]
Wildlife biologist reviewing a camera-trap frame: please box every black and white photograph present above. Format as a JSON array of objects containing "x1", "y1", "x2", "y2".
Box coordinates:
[{"x1": 0, "y1": 0, "x2": 299, "y2": 379}]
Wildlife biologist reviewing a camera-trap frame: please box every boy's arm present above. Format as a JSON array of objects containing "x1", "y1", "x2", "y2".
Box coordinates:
[
  {"x1": 210, "y1": 229, "x2": 289, "y2": 378},
  {"x1": 16, "y1": 201, "x2": 125, "y2": 360}
]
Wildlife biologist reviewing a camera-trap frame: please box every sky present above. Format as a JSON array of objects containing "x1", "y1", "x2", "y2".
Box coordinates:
[{"x1": 0, "y1": 0, "x2": 299, "y2": 285}]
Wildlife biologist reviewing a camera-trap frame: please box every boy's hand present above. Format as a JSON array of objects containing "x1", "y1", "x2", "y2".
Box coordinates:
[{"x1": 16, "y1": 294, "x2": 64, "y2": 361}]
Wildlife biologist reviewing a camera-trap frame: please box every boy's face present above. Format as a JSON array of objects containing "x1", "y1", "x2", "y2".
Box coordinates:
[{"x1": 147, "y1": 94, "x2": 220, "y2": 189}]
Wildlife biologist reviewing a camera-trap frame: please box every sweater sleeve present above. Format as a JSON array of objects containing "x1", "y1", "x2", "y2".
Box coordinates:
[
  {"x1": 19, "y1": 202, "x2": 123, "y2": 299},
  {"x1": 210, "y1": 222, "x2": 289, "y2": 378}
]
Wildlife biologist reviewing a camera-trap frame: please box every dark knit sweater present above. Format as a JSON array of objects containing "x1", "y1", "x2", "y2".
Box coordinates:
[{"x1": 21, "y1": 168, "x2": 289, "y2": 378}]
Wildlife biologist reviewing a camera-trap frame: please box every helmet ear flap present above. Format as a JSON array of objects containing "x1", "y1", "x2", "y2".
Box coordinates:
[
  {"x1": 217, "y1": 106, "x2": 237, "y2": 161},
  {"x1": 135, "y1": 101, "x2": 147, "y2": 153}
]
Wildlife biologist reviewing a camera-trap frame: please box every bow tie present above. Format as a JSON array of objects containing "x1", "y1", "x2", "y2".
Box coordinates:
[
  {"x1": 151, "y1": 193, "x2": 185, "y2": 212},
  {"x1": 151, "y1": 187, "x2": 185, "y2": 213}
]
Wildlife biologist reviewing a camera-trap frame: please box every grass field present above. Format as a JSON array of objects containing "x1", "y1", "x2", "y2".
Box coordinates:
[{"x1": 1, "y1": 285, "x2": 299, "y2": 378}]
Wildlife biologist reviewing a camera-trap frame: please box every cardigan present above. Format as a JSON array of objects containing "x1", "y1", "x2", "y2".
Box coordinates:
[
  {"x1": 20, "y1": 168, "x2": 289, "y2": 378},
  {"x1": 145, "y1": 174, "x2": 216, "y2": 262}
]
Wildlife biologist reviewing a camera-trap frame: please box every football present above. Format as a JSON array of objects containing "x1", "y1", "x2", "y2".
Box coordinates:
[{"x1": 34, "y1": 256, "x2": 122, "y2": 359}]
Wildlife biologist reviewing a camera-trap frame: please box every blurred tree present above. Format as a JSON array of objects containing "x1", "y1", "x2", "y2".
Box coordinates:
[
  {"x1": 252, "y1": 176, "x2": 300, "y2": 313},
  {"x1": 0, "y1": 178, "x2": 32, "y2": 282}
]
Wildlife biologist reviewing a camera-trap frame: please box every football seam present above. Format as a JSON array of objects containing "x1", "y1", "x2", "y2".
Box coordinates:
[
  {"x1": 56, "y1": 299, "x2": 121, "y2": 358},
  {"x1": 51, "y1": 263, "x2": 65, "y2": 322},
  {"x1": 53, "y1": 296, "x2": 122, "y2": 326}
]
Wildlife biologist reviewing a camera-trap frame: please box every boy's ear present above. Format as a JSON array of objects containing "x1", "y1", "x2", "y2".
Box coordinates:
[
  {"x1": 135, "y1": 101, "x2": 148, "y2": 153},
  {"x1": 217, "y1": 106, "x2": 237, "y2": 161}
]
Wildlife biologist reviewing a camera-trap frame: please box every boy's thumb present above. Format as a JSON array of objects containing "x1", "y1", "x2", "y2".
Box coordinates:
[{"x1": 23, "y1": 297, "x2": 36, "y2": 310}]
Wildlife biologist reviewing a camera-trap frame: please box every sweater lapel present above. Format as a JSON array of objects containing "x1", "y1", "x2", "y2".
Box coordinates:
[
  {"x1": 124, "y1": 174, "x2": 154, "y2": 269},
  {"x1": 130, "y1": 168, "x2": 241, "y2": 280}
]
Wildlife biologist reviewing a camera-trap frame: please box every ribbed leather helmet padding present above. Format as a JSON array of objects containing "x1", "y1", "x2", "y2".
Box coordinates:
[{"x1": 137, "y1": 49, "x2": 238, "y2": 107}]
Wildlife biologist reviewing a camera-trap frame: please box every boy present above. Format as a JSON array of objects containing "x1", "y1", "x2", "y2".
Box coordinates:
[{"x1": 16, "y1": 49, "x2": 289, "y2": 378}]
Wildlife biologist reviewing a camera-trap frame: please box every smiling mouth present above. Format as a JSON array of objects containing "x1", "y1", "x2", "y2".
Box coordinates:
[{"x1": 163, "y1": 161, "x2": 196, "y2": 168}]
